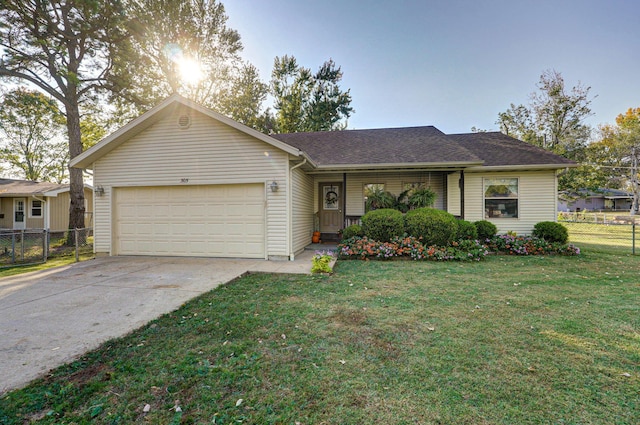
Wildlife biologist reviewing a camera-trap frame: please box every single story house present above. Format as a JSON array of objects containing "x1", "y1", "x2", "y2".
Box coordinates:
[
  {"x1": 70, "y1": 94, "x2": 576, "y2": 260},
  {"x1": 558, "y1": 188, "x2": 635, "y2": 212},
  {"x1": 0, "y1": 178, "x2": 93, "y2": 231}
]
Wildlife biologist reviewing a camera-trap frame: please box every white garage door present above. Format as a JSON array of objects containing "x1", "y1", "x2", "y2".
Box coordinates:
[{"x1": 114, "y1": 184, "x2": 265, "y2": 258}]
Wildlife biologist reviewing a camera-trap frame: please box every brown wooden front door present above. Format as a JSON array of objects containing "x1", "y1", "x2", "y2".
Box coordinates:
[{"x1": 319, "y1": 183, "x2": 343, "y2": 233}]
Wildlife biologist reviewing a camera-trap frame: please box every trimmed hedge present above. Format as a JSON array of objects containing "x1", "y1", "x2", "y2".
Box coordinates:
[
  {"x1": 532, "y1": 221, "x2": 569, "y2": 243},
  {"x1": 404, "y1": 208, "x2": 458, "y2": 247},
  {"x1": 341, "y1": 224, "x2": 364, "y2": 240},
  {"x1": 456, "y1": 219, "x2": 478, "y2": 240},
  {"x1": 361, "y1": 209, "x2": 405, "y2": 242},
  {"x1": 474, "y1": 220, "x2": 498, "y2": 240}
]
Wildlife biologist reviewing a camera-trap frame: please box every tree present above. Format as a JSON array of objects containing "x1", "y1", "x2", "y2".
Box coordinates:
[
  {"x1": 116, "y1": 0, "x2": 243, "y2": 111},
  {"x1": 497, "y1": 70, "x2": 595, "y2": 191},
  {"x1": 498, "y1": 70, "x2": 593, "y2": 155},
  {"x1": 595, "y1": 108, "x2": 640, "y2": 214},
  {"x1": 270, "y1": 55, "x2": 353, "y2": 133},
  {"x1": 0, "y1": 0, "x2": 129, "y2": 230},
  {"x1": 0, "y1": 88, "x2": 67, "y2": 182}
]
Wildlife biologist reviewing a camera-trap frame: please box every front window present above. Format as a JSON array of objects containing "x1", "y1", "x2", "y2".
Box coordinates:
[
  {"x1": 31, "y1": 200, "x2": 43, "y2": 218},
  {"x1": 484, "y1": 178, "x2": 518, "y2": 218}
]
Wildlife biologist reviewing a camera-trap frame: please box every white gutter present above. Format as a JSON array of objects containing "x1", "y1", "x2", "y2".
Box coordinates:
[{"x1": 288, "y1": 158, "x2": 308, "y2": 261}]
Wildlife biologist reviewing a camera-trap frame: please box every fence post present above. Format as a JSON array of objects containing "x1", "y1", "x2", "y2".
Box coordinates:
[
  {"x1": 75, "y1": 228, "x2": 80, "y2": 262},
  {"x1": 43, "y1": 229, "x2": 48, "y2": 262},
  {"x1": 11, "y1": 233, "x2": 15, "y2": 263},
  {"x1": 21, "y1": 229, "x2": 25, "y2": 262},
  {"x1": 633, "y1": 221, "x2": 636, "y2": 256}
]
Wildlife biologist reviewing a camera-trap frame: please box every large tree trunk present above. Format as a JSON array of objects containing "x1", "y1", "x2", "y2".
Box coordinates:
[{"x1": 66, "y1": 99, "x2": 86, "y2": 232}]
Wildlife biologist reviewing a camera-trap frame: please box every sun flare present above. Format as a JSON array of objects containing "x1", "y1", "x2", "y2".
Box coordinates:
[{"x1": 178, "y1": 58, "x2": 203, "y2": 85}]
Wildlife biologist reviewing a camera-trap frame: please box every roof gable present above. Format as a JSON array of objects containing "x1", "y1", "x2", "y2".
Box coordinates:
[{"x1": 70, "y1": 94, "x2": 303, "y2": 169}]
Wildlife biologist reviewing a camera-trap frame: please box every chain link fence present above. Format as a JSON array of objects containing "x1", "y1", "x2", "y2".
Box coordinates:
[
  {"x1": 0, "y1": 228, "x2": 93, "y2": 268},
  {"x1": 558, "y1": 213, "x2": 637, "y2": 254}
]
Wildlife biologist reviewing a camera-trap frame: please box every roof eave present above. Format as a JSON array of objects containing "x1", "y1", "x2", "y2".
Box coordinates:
[
  {"x1": 465, "y1": 163, "x2": 579, "y2": 172},
  {"x1": 312, "y1": 160, "x2": 484, "y2": 172}
]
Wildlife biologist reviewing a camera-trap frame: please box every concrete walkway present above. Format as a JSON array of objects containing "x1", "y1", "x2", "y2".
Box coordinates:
[{"x1": 0, "y1": 252, "x2": 315, "y2": 395}]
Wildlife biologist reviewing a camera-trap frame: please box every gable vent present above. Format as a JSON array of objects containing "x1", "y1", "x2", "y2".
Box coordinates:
[{"x1": 177, "y1": 114, "x2": 192, "y2": 129}]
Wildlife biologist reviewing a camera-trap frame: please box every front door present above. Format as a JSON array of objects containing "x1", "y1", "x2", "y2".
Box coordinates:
[
  {"x1": 13, "y1": 198, "x2": 26, "y2": 230},
  {"x1": 319, "y1": 183, "x2": 342, "y2": 233}
]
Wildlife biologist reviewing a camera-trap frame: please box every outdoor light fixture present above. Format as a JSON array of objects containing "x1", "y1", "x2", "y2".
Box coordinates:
[
  {"x1": 95, "y1": 185, "x2": 105, "y2": 197},
  {"x1": 269, "y1": 180, "x2": 279, "y2": 192}
]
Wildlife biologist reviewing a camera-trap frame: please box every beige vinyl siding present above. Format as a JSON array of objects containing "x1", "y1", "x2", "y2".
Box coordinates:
[
  {"x1": 48, "y1": 188, "x2": 94, "y2": 231},
  {"x1": 291, "y1": 166, "x2": 314, "y2": 255},
  {"x1": 25, "y1": 199, "x2": 44, "y2": 229},
  {"x1": 340, "y1": 172, "x2": 447, "y2": 216},
  {"x1": 93, "y1": 109, "x2": 289, "y2": 257},
  {"x1": 0, "y1": 198, "x2": 11, "y2": 228},
  {"x1": 447, "y1": 172, "x2": 461, "y2": 216},
  {"x1": 464, "y1": 170, "x2": 558, "y2": 234}
]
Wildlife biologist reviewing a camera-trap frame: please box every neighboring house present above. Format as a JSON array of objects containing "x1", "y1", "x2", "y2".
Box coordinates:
[
  {"x1": 558, "y1": 188, "x2": 634, "y2": 212},
  {"x1": 0, "y1": 178, "x2": 94, "y2": 231},
  {"x1": 70, "y1": 94, "x2": 576, "y2": 260}
]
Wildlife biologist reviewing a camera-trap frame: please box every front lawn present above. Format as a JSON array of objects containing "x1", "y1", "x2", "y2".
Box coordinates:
[{"x1": 1, "y1": 248, "x2": 638, "y2": 424}]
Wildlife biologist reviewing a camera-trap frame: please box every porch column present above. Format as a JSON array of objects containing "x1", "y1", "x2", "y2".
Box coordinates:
[
  {"x1": 342, "y1": 173, "x2": 347, "y2": 228},
  {"x1": 459, "y1": 171, "x2": 465, "y2": 220}
]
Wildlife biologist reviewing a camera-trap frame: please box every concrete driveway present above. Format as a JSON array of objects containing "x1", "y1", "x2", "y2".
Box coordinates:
[{"x1": 0, "y1": 253, "x2": 314, "y2": 394}]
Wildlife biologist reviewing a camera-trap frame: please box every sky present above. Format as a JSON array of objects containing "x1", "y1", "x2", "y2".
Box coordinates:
[{"x1": 223, "y1": 0, "x2": 640, "y2": 135}]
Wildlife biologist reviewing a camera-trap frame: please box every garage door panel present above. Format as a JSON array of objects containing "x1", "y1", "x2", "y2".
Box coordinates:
[{"x1": 115, "y1": 184, "x2": 265, "y2": 258}]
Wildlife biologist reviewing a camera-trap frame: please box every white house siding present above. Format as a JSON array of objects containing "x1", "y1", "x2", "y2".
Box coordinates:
[
  {"x1": 341, "y1": 172, "x2": 447, "y2": 216},
  {"x1": 92, "y1": 108, "x2": 289, "y2": 257},
  {"x1": 463, "y1": 170, "x2": 558, "y2": 234},
  {"x1": 291, "y1": 166, "x2": 314, "y2": 255}
]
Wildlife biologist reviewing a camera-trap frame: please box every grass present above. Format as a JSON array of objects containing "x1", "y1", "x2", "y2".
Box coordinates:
[
  {"x1": 1, "y1": 248, "x2": 638, "y2": 424},
  {"x1": 562, "y1": 221, "x2": 638, "y2": 254},
  {"x1": 0, "y1": 252, "x2": 95, "y2": 278}
]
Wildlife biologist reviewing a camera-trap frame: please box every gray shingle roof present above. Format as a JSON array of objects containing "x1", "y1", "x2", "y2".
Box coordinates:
[
  {"x1": 0, "y1": 178, "x2": 68, "y2": 196},
  {"x1": 272, "y1": 127, "x2": 576, "y2": 169},
  {"x1": 272, "y1": 126, "x2": 483, "y2": 167},
  {"x1": 448, "y1": 132, "x2": 577, "y2": 167}
]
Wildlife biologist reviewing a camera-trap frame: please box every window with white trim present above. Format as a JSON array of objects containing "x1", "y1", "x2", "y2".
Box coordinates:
[
  {"x1": 484, "y1": 178, "x2": 518, "y2": 218},
  {"x1": 30, "y1": 200, "x2": 43, "y2": 218}
]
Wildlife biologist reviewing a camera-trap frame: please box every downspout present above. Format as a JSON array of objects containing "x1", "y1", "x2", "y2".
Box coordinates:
[{"x1": 288, "y1": 158, "x2": 308, "y2": 261}]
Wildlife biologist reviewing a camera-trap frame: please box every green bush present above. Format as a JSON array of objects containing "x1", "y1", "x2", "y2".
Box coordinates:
[
  {"x1": 474, "y1": 220, "x2": 498, "y2": 240},
  {"x1": 456, "y1": 219, "x2": 478, "y2": 240},
  {"x1": 341, "y1": 224, "x2": 364, "y2": 240},
  {"x1": 404, "y1": 208, "x2": 458, "y2": 246},
  {"x1": 361, "y1": 209, "x2": 405, "y2": 242},
  {"x1": 532, "y1": 221, "x2": 569, "y2": 243}
]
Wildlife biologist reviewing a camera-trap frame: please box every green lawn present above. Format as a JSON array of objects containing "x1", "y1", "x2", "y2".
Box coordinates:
[{"x1": 1, "y1": 248, "x2": 638, "y2": 424}]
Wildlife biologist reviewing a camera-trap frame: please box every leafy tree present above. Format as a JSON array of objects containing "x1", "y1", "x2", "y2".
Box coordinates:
[
  {"x1": 117, "y1": 0, "x2": 243, "y2": 110},
  {"x1": 270, "y1": 55, "x2": 353, "y2": 133},
  {"x1": 0, "y1": 88, "x2": 67, "y2": 182},
  {"x1": 497, "y1": 70, "x2": 596, "y2": 191},
  {"x1": 595, "y1": 108, "x2": 640, "y2": 214},
  {"x1": 0, "y1": 0, "x2": 129, "y2": 230},
  {"x1": 498, "y1": 70, "x2": 593, "y2": 156}
]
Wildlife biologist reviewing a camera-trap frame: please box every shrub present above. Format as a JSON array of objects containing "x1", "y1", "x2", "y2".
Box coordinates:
[
  {"x1": 456, "y1": 219, "x2": 478, "y2": 240},
  {"x1": 311, "y1": 251, "x2": 336, "y2": 273},
  {"x1": 532, "y1": 221, "x2": 569, "y2": 243},
  {"x1": 341, "y1": 224, "x2": 364, "y2": 241},
  {"x1": 404, "y1": 208, "x2": 458, "y2": 246},
  {"x1": 361, "y1": 208, "x2": 405, "y2": 242},
  {"x1": 474, "y1": 220, "x2": 498, "y2": 240}
]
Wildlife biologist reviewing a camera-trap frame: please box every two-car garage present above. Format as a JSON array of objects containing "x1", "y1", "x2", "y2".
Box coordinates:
[{"x1": 113, "y1": 184, "x2": 265, "y2": 258}]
